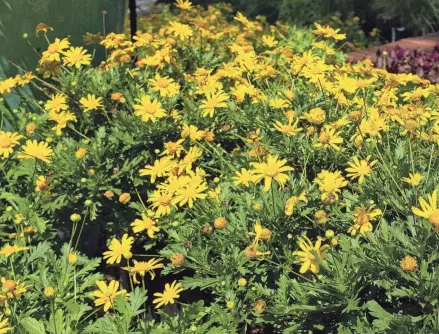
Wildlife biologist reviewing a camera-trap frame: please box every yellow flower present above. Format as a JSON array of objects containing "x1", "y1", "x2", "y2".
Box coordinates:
[
  {"x1": 123, "y1": 258, "x2": 164, "y2": 283},
  {"x1": 75, "y1": 147, "x2": 86, "y2": 159},
  {"x1": 148, "y1": 73, "x2": 180, "y2": 97},
  {"x1": 181, "y1": 124, "x2": 205, "y2": 141},
  {"x1": 248, "y1": 220, "x2": 271, "y2": 244},
  {"x1": 285, "y1": 192, "x2": 308, "y2": 216},
  {"x1": 402, "y1": 173, "x2": 423, "y2": 187},
  {"x1": 314, "y1": 126, "x2": 343, "y2": 151},
  {"x1": 400, "y1": 256, "x2": 417, "y2": 272},
  {"x1": 161, "y1": 140, "x2": 184, "y2": 158},
  {"x1": 62, "y1": 47, "x2": 92, "y2": 68},
  {"x1": 0, "y1": 244, "x2": 29, "y2": 257},
  {"x1": 44, "y1": 286, "x2": 55, "y2": 297},
  {"x1": 26, "y1": 122, "x2": 36, "y2": 135},
  {"x1": 273, "y1": 117, "x2": 302, "y2": 136},
  {"x1": 293, "y1": 236, "x2": 329, "y2": 274},
  {"x1": 139, "y1": 157, "x2": 175, "y2": 183},
  {"x1": 134, "y1": 94, "x2": 166, "y2": 123},
  {"x1": 131, "y1": 215, "x2": 160, "y2": 238},
  {"x1": 302, "y1": 108, "x2": 326, "y2": 125},
  {"x1": 345, "y1": 155, "x2": 377, "y2": 184},
  {"x1": 48, "y1": 110, "x2": 77, "y2": 135},
  {"x1": 17, "y1": 140, "x2": 53, "y2": 163},
  {"x1": 119, "y1": 193, "x2": 131, "y2": 204},
  {"x1": 153, "y1": 281, "x2": 183, "y2": 308},
  {"x1": 233, "y1": 168, "x2": 253, "y2": 187},
  {"x1": 102, "y1": 234, "x2": 134, "y2": 264},
  {"x1": 45, "y1": 93, "x2": 68, "y2": 113},
  {"x1": 171, "y1": 178, "x2": 208, "y2": 208},
  {"x1": 40, "y1": 38, "x2": 70, "y2": 63},
  {"x1": 0, "y1": 278, "x2": 28, "y2": 300},
  {"x1": 0, "y1": 314, "x2": 11, "y2": 333},
  {"x1": 214, "y1": 217, "x2": 228, "y2": 229},
  {"x1": 91, "y1": 280, "x2": 128, "y2": 312},
  {"x1": 200, "y1": 91, "x2": 229, "y2": 117},
  {"x1": 168, "y1": 21, "x2": 193, "y2": 41},
  {"x1": 314, "y1": 210, "x2": 328, "y2": 223},
  {"x1": 80, "y1": 94, "x2": 103, "y2": 112},
  {"x1": 175, "y1": 0, "x2": 193, "y2": 10},
  {"x1": 35, "y1": 175, "x2": 49, "y2": 192},
  {"x1": 412, "y1": 189, "x2": 439, "y2": 230},
  {"x1": 261, "y1": 35, "x2": 278, "y2": 48},
  {"x1": 68, "y1": 252, "x2": 78, "y2": 264},
  {"x1": 0, "y1": 131, "x2": 24, "y2": 159},
  {"x1": 250, "y1": 155, "x2": 294, "y2": 192},
  {"x1": 348, "y1": 204, "x2": 382, "y2": 236},
  {"x1": 314, "y1": 170, "x2": 348, "y2": 203},
  {"x1": 313, "y1": 23, "x2": 346, "y2": 40},
  {"x1": 148, "y1": 190, "x2": 175, "y2": 217}
]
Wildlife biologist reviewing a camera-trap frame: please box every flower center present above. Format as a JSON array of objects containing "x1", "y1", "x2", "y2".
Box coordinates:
[
  {"x1": 158, "y1": 195, "x2": 171, "y2": 206},
  {"x1": 0, "y1": 137, "x2": 12, "y2": 148},
  {"x1": 429, "y1": 209, "x2": 439, "y2": 226},
  {"x1": 264, "y1": 165, "x2": 279, "y2": 177},
  {"x1": 2, "y1": 280, "x2": 17, "y2": 292},
  {"x1": 48, "y1": 44, "x2": 60, "y2": 53},
  {"x1": 318, "y1": 132, "x2": 330, "y2": 144},
  {"x1": 156, "y1": 78, "x2": 170, "y2": 88}
]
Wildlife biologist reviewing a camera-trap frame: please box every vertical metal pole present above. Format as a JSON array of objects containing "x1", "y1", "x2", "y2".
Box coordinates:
[{"x1": 129, "y1": 0, "x2": 137, "y2": 41}]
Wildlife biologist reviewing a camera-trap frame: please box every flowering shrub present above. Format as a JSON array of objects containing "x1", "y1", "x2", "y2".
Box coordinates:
[
  {"x1": 2, "y1": 1, "x2": 439, "y2": 332},
  {"x1": 376, "y1": 43, "x2": 439, "y2": 83}
]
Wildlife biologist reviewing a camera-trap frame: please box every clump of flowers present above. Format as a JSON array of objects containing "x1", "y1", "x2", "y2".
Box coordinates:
[{"x1": 1, "y1": 1, "x2": 439, "y2": 332}]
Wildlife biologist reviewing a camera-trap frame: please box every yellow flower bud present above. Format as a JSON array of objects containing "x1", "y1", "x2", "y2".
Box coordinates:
[{"x1": 44, "y1": 286, "x2": 55, "y2": 297}]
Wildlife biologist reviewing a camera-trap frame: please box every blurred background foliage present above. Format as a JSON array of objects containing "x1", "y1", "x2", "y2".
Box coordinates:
[{"x1": 172, "y1": 0, "x2": 439, "y2": 40}]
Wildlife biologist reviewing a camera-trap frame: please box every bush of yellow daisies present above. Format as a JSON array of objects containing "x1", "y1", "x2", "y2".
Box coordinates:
[{"x1": 1, "y1": 1, "x2": 439, "y2": 332}]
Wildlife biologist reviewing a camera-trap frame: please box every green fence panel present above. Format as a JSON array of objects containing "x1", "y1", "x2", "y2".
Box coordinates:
[{"x1": 0, "y1": 0, "x2": 127, "y2": 109}]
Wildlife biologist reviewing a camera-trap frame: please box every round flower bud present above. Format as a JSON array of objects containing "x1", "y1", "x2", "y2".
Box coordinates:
[
  {"x1": 226, "y1": 301, "x2": 235, "y2": 309},
  {"x1": 44, "y1": 286, "x2": 55, "y2": 297},
  {"x1": 202, "y1": 224, "x2": 212, "y2": 234},
  {"x1": 70, "y1": 213, "x2": 81, "y2": 222},
  {"x1": 254, "y1": 300, "x2": 266, "y2": 314},
  {"x1": 214, "y1": 177, "x2": 220, "y2": 183},
  {"x1": 214, "y1": 217, "x2": 228, "y2": 229},
  {"x1": 119, "y1": 193, "x2": 131, "y2": 204},
  {"x1": 253, "y1": 203, "x2": 262, "y2": 211},
  {"x1": 22, "y1": 33, "x2": 29, "y2": 39},
  {"x1": 237, "y1": 278, "x2": 247, "y2": 287},
  {"x1": 325, "y1": 230, "x2": 335, "y2": 238},
  {"x1": 68, "y1": 252, "x2": 78, "y2": 264},
  {"x1": 244, "y1": 245, "x2": 257, "y2": 259},
  {"x1": 314, "y1": 210, "x2": 328, "y2": 224},
  {"x1": 6, "y1": 206, "x2": 12, "y2": 212},
  {"x1": 87, "y1": 169, "x2": 95, "y2": 176},
  {"x1": 84, "y1": 199, "x2": 93, "y2": 206},
  {"x1": 26, "y1": 122, "x2": 36, "y2": 134},
  {"x1": 400, "y1": 255, "x2": 417, "y2": 273},
  {"x1": 331, "y1": 236, "x2": 339, "y2": 246},
  {"x1": 104, "y1": 190, "x2": 114, "y2": 199},
  {"x1": 171, "y1": 253, "x2": 185, "y2": 266},
  {"x1": 123, "y1": 251, "x2": 132, "y2": 260},
  {"x1": 14, "y1": 214, "x2": 23, "y2": 224},
  {"x1": 80, "y1": 178, "x2": 87, "y2": 183},
  {"x1": 75, "y1": 148, "x2": 86, "y2": 159}
]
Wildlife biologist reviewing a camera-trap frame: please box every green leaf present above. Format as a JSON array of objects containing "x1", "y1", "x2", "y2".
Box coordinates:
[{"x1": 21, "y1": 317, "x2": 46, "y2": 334}]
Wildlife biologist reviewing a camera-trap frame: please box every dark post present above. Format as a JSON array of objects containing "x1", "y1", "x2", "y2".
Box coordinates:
[{"x1": 129, "y1": 0, "x2": 137, "y2": 41}]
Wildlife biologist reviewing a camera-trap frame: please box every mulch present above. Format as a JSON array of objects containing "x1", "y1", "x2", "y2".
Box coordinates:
[{"x1": 347, "y1": 33, "x2": 439, "y2": 62}]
